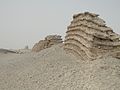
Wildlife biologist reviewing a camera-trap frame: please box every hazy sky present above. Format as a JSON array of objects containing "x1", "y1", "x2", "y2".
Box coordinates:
[{"x1": 0, "y1": 0, "x2": 120, "y2": 49}]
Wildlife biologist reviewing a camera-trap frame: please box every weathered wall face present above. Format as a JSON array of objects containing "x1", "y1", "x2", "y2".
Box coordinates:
[
  {"x1": 32, "y1": 35, "x2": 63, "y2": 52},
  {"x1": 64, "y1": 12, "x2": 120, "y2": 60}
]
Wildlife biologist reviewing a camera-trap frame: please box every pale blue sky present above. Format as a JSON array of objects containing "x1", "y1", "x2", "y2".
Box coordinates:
[{"x1": 0, "y1": 0, "x2": 120, "y2": 49}]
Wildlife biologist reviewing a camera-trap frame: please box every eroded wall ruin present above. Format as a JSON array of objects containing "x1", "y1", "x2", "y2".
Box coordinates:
[
  {"x1": 32, "y1": 35, "x2": 63, "y2": 52},
  {"x1": 64, "y1": 12, "x2": 120, "y2": 60}
]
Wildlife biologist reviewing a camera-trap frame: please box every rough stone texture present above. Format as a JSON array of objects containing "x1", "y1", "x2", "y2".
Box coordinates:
[
  {"x1": 32, "y1": 35, "x2": 63, "y2": 52},
  {"x1": 1, "y1": 45, "x2": 120, "y2": 90},
  {"x1": 64, "y1": 12, "x2": 120, "y2": 60}
]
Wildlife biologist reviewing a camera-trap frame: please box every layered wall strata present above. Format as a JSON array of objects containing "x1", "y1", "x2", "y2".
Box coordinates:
[
  {"x1": 64, "y1": 12, "x2": 120, "y2": 60},
  {"x1": 32, "y1": 35, "x2": 63, "y2": 52}
]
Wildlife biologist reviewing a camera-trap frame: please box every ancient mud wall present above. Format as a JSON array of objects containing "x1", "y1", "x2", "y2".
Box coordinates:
[
  {"x1": 64, "y1": 12, "x2": 120, "y2": 60},
  {"x1": 32, "y1": 35, "x2": 63, "y2": 52}
]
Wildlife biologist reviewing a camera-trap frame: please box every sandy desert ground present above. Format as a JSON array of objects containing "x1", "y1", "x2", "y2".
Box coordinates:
[{"x1": 0, "y1": 44, "x2": 120, "y2": 90}]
